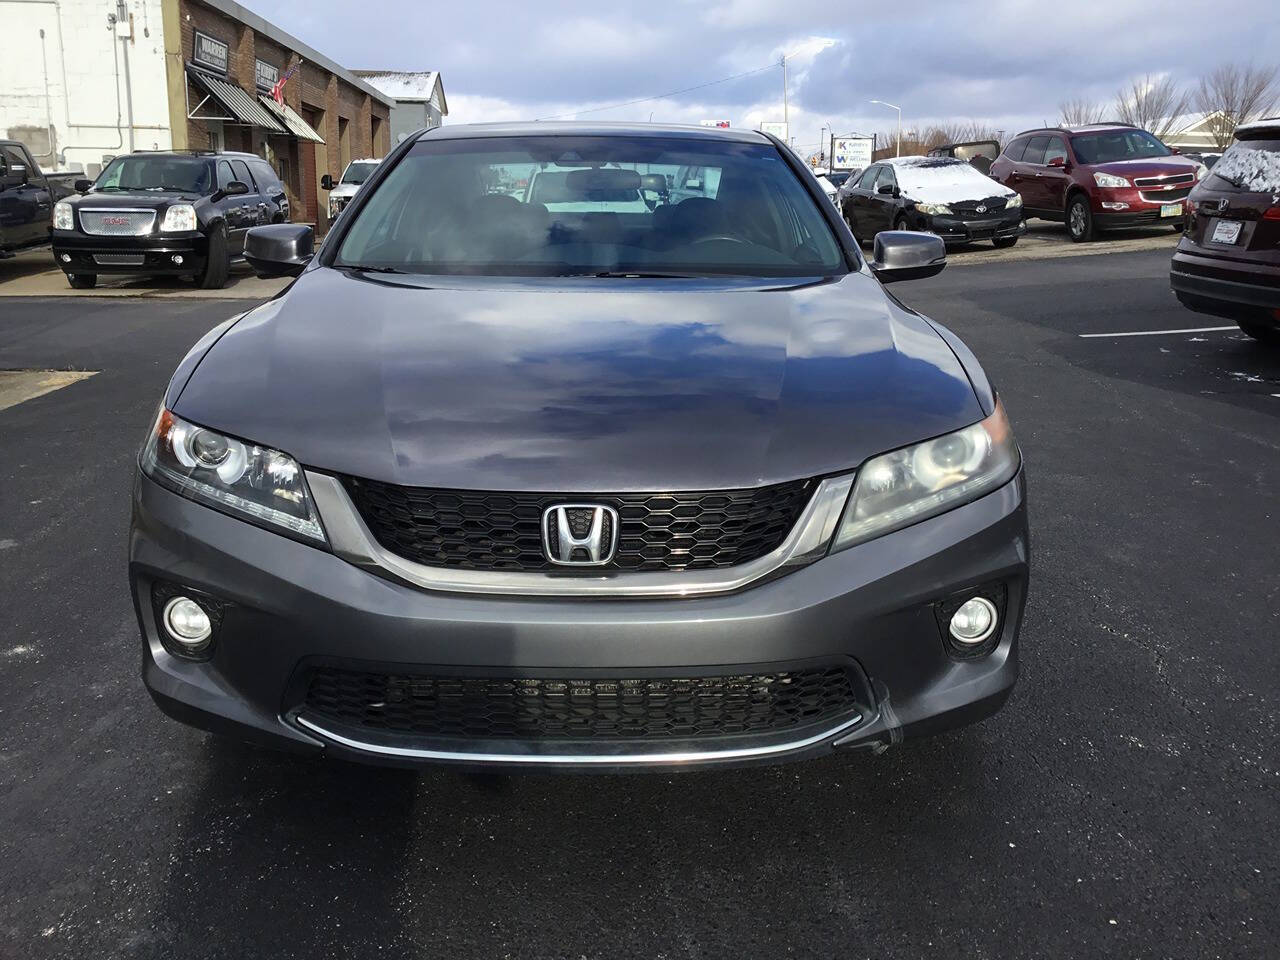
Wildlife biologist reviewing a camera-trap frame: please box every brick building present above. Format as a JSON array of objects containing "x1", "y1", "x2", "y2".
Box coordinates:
[{"x1": 166, "y1": 0, "x2": 394, "y2": 232}]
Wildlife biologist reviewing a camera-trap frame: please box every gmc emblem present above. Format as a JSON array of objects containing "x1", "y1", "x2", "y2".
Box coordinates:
[{"x1": 102, "y1": 216, "x2": 131, "y2": 226}]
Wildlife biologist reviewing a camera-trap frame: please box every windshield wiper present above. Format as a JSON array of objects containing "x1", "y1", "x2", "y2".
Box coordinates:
[
  {"x1": 588, "y1": 270, "x2": 697, "y2": 279},
  {"x1": 344, "y1": 264, "x2": 407, "y2": 274}
]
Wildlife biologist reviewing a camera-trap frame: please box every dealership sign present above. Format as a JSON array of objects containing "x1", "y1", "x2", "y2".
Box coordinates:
[
  {"x1": 759, "y1": 121, "x2": 788, "y2": 141},
  {"x1": 832, "y1": 137, "x2": 874, "y2": 170},
  {"x1": 193, "y1": 31, "x2": 229, "y2": 75}
]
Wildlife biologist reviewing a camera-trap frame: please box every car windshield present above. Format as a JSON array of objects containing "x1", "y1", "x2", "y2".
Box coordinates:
[
  {"x1": 334, "y1": 135, "x2": 848, "y2": 278},
  {"x1": 341, "y1": 162, "x2": 379, "y2": 184},
  {"x1": 1070, "y1": 130, "x2": 1171, "y2": 164},
  {"x1": 1206, "y1": 137, "x2": 1280, "y2": 192},
  {"x1": 95, "y1": 155, "x2": 211, "y2": 193},
  {"x1": 824, "y1": 171, "x2": 851, "y2": 187}
]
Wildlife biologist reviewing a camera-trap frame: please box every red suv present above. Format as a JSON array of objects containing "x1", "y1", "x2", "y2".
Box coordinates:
[{"x1": 989, "y1": 124, "x2": 1205, "y2": 242}]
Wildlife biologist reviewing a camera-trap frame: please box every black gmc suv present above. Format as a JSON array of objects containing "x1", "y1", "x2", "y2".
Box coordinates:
[{"x1": 52, "y1": 150, "x2": 289, "y2": 289}]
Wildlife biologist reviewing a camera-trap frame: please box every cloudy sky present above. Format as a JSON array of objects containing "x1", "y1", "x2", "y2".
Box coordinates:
[{"x1": 245, "y1": 0, "x2": 1278, "y2": 154}]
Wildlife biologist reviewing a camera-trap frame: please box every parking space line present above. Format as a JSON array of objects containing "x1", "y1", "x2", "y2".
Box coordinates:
[{"x1": 1078, "y1": 325, "x2": 1238, "y2": 338}]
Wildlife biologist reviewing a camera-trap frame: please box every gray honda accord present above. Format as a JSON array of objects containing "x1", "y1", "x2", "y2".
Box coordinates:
[{"x1": 130, "y1": 122, "x2": 1028, "y2": 770}]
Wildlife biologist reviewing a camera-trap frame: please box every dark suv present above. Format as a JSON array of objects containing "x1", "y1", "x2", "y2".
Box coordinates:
[
  {"x1": 1170, "y1": 119, "x2": 1280, "y2": 343},
  {"x1": 130, "y1": 123, "x2": 1027, "y2": 771},
  {"x1": 990, "y1": 124, "x2": 1204, "y2": 241},
  {"x1": 52, "y1": 150, "x2": 289, "y2": 289}
]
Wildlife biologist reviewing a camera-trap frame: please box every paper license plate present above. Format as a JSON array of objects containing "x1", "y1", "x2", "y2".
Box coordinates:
[
  {"x1": 1211, "y1": 219, "x2": 1242, "y2": 244},
  {"x1": 1160, "y1": 202, "x2": 1183, "y2": 218}
]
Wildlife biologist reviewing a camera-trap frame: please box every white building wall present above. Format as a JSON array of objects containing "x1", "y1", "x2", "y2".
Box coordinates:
[{"x1": 0, "y1": 0, "x2": 173, "y2": 173}]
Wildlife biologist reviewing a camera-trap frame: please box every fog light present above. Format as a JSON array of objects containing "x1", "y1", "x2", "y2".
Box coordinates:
[
  {"x1": 171, "y1": 254, "x2": 184, "y2": 265},
  {"x1": 1101, "y1": 201, "x2": 1129, "y2": 211},
  {"x1": 60, "y1": 253, "x2": 71, "y2": 263},
  {"x1": 162, "y1": 596, "x2": 212, "y2": 646},
  {"x1": 949, "y1": 597, "x2": 998, "y2": 645}
]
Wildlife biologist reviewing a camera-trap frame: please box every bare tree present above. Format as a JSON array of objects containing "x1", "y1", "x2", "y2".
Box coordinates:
[
  {"x1": 922, "y1": 120, "x2": 1003, "y2": 148},
  {"x1": 1058, "y1": 97, "x2": 1108, "y2": 126},
  {"x1": 1114, "y1": 75, "x2": 1189, "y2": 138},
  {"x1": 1195, "y1": 63, "x2": 1280, "y2": 149}
]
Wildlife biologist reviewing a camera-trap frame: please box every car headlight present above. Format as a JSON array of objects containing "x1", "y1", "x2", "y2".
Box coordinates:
[
  {"x1": 53, "y1": 200, "x2": 74, "y2": 230},
  {"x1": 916, "y1": 202, "x2": 952, "y2": 215},
  {"x1": 159, "y1": 204, "x2": 196, "y2": 232},
  {"x1": 1092, "y1": 172, "x2": 1129, "y2": 188},
  {"x1": 141, "y1": 408, "x2": 326, "y2": 543},
  {"x1": 831, "y1": 401, "x2": 1019, "y2": 552},
  {"x1": 328, "y1": 197, "x2": 340, "y2": 218},
  {"x1": 1194, "y1": 162, "x2": 1208, "y2": 181},
  {"x1": 1006, "y1": 193, "x2": 1023, "y2": 209}
]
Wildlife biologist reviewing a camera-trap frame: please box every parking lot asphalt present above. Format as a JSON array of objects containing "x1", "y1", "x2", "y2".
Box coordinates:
[{"x1": 1, "y1": 249, "x2": 1276, "y2": 959}]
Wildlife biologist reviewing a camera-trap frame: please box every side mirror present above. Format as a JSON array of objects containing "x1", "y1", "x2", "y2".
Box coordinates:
[
  {"x1": 877, "y1": 182, "x2": 896, "y2": 196},
  {"x1": 1169, "y1": 146, "x2": 1181, "y2": 155},
  {"x1": 244, "y1": 223, "x2": 313, "y2": 278},
  {"x1": 74, "y1": 178, "x2": 93, "y2": 193},
  {"x1": 224, "y1": 180, "x2": 250, "y2": 196},
  {"x1": 320, "y1": 174, "x2": 335, "y2": 191},
  {"x1": 1046, "y1": 156, "x2": 1066, "y2": 168},
  {"x1": 869, "y1": 231, "x2": 946, "y2": 284}
]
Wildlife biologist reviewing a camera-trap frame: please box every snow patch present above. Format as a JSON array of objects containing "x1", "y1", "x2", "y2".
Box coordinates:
[
  {"x1": 1211, "y1": 144, "x2": 1280, "y2": 193},
  {"x1": 887, "y1": 156, "x2": 1016, "y2": 204}
]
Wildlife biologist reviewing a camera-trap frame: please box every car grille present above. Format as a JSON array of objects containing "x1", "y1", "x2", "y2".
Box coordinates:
[
  {"x1": 952, "y1": 197, "x2": 1008, "y2": 216},
  {"x1": 1133, "y1": 173, "x2": 1194, "y2": 188},
  {"x1": 79, "y1": 210, "x2": 156, "y2": 236},
  {"x1": 343, "y1": 477, "x2": 814, "y2": 572},
  {"x1": 1140, "y1": 186, "x2": 1192, "y2": 203},
  {"x1": 300, "y1": 666, "x2": 861, "y2": 741},
  {"x1": 92, "y1": 253, "x2": 145, "y2": 265}
]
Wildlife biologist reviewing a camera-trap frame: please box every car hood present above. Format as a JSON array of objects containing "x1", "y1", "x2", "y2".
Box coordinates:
[
  {"x1": 173, "y1": 268, "x2": 983, "y2": 492},
  {"x1": 1088, "y1": 156, "x2": 1200, "y2": 178},
  {"x1": 329, "y1": 183, "x2": 361, "y2": 199},
  {"x1": 900, "y1": 173, "x2": 1018, "y2": 205},
  {"x1": 72, "y1": 190, "x2": 201, "y2": 208}
]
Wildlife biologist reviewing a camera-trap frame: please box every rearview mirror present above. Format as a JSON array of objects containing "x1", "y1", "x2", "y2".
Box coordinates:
[
  {"x1": 869, "y1": 231, "x2": 946, "y2": 284},
  {"x1": 244, "y1": 223, "x2": 313, "y2": 278},
  {"x1": 74, "y1": 178, "x2": 93, "y2": 193},
  {"x1": 320, "y1": 174, "x2": 335, "y2": 190}
]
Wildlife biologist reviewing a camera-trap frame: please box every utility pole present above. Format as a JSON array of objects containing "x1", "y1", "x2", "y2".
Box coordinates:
[
  {"x1": 780, "y1": 54, "x2": 788, "y2": 140},
  {"x1": 870, "y1": 100, "x2": 901, "y2": 157}
]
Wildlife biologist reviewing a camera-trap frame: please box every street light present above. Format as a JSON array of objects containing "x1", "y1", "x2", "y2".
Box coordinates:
[{"x1": 870, "y1": 100, "x2": 902, "y2": 157}]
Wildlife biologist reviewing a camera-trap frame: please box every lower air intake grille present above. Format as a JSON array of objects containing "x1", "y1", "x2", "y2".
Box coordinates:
[
  {"x1": 301, "y1": 666, "x2": 860, "y2": 741},
  {"x1": 343, "y1": 478, "x2": 813, "y2": 572}
]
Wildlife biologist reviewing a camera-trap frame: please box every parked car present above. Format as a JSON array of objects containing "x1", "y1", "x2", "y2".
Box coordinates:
[
  {"x1": 990, "y1": 123, "x2": 1205, "y2": 242},
  {"x1": 1181, "y1": 151, "x2": 1222, "y2": 169},
  {"x1": 130, "y1": 122, "x2": 1028, "y2": 771},
  {"x1": 321, "y1": 158, "x2": 380, "y2": 219},
  {"x1": 0, "y1": 140, "x2": 77, "y2": 257},
  {"x1": 1170, "y1": 118, "x2": 1280, "y2": 344},
  {"x1": 927, "y1": 140, "x2": 1001, "y2": 175},
  {"x1": 841, "y1": 156, "x2": 1025, "y2": 248},
  {"x1": 51, "y1": 150, "x2": 289, "y2": 289},
  {"x1": 823, "y1": 170, "x2": 854, "y2": 190}
]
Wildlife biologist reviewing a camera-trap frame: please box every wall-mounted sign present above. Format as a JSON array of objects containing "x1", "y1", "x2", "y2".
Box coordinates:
[
  {"x1": 832, "y1": 136, "x2": 874, "y2": 171},
  {"x1": 193, "y1": 31, "x2": 228, "y2": 75},
  {"x1": 255, "y1": 59, "x2": 280, "y2": 91}
]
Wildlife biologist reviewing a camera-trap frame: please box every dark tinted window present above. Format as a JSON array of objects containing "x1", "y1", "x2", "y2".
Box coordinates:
[
  {"x1": 229, "y1": 159, "x2": 254, "y2": 186},
  {"x1": 249, "y1": 160, "x2": 279, "y2": 190},
  {"x1": 336, "y1": 135, "x2": 848, "y2": 278},
  {"x1": 857, "y1": 165, "x2": 880, "y2": 188},
  {"x1": 216, "y1": 160, "x2": 234, "y2": 190},
  {"x1": 1208, "y1": 137, "x2": 1280, "y2": 192},
  {"x1": 1003, "y1": 138, "x2": 1028, "y2": 162},
  {"x1": 1070, "y1": 129, "x2": 1171, "y2": 164},
  {"x1": 1021, "y1": 137, "x2": 1049, "y2": 164},
  {"x1": 1043, "y1": 137, "x2": 1068, "y2": 165},
  {"x1": 875, "y1": 166, "x2": 897, "y2": 190}
]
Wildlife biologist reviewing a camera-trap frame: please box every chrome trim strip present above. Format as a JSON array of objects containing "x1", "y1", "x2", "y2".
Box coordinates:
[
  {"x1": 294, "y1": 711, "x2": 863, "y2": 765},
  {"x1": 306, "y1": 471, "x2": 856, "y2": 598}
]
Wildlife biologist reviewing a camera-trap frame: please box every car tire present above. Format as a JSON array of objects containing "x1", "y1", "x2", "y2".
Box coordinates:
[
  {"x1": 1067, "y1": 195, "x2": 1094, "y2": 243},
  {"x1": 893, "y1": 214, "x2": 910, "y2": 231},
  {"x1": 993, "y1": 236, "x2": 1018, "y2": 249},
  {"x1": 66, "y1": 273, "x2": 97, "y2": 289},
  {"x1": 198, "y1": 224, "x2": 230, "y2": 290},
  {"x1": 1238, "y1": 322, "x2": 1280, "y2": 345}
]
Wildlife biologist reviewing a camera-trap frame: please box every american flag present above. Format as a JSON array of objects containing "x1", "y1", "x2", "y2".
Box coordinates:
[{"x1": 271, "y1": 62, "x2": 299, "y2": 104}]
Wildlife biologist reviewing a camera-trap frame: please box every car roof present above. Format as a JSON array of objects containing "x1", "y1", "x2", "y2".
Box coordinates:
[
  {"x1": 111, "y1": 150, "x2": 262, "y2": 160},
  {"x1": 417, "y1": 121, "x2": 773, "y2": 145},
  {"x1": 345, "y1": 158, "x2": 381, "y2": 165},
  {"x1": 1013, "y1": 123, "x2": 1139, "y2": 137},
  {"x1": 883, "y1": 155, "x2": 965, "y2": 168},
  {"x1": 1234, "y1": 117, "x2": 1280, "y2": 138}
]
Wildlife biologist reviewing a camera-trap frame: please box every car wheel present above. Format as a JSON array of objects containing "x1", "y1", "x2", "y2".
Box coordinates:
[
  {"x1": 1067, "y1": 195, "x2": 1094, "y2": 242},
  {"x1": 993, "y1": 236, "x2": 1018, "y2": 249},
  {"x1": 198, "y1": 224, "x2": 230, "y2": 289},
  {"x1": 66, "y1": 273, "x2": 97, "y2": 289},
  {"x1": 1238, "y1": 321, "x2": 1280, "y2": 345},
  {"x1": 893, "y1": 214, "x2": 910, "y2": 231}
]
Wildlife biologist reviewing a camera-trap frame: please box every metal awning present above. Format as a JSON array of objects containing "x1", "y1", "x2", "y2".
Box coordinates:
[
  {"x1": 259, "y1": 96, "x2": 325, "y2": 143},
  {"x1": 186, "y1": 68, "x2": 286, "y2": 133}
]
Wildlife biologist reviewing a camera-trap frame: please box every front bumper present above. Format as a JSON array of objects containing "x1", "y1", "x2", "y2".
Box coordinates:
[
  {"x1": 1170, "y1": 248, "x2": 1280, "y2": 326},
  {"x1": 129, "y1": 470, "x2": 1029, "y2": 771},
  {"x1": 51, "y1": 230, "x2": 207, "y2": 275},
  {"x1": 917, "y1": 212, "x2": 1025, "y2": 244}
]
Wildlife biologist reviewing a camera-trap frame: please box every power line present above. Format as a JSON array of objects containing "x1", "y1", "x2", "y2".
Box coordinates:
[{"x1": 534, "y1": 63, "x2": 778, "y2": 121}]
